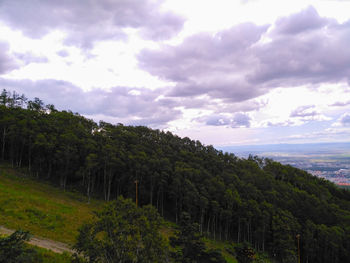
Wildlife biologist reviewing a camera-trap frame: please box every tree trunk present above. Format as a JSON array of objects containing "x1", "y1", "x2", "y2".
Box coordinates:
[
  {"x1": 200, "y1": 209, "x2": 204, "y2": 235},
  {"x1": 28, "y1": 136, "x2": 31, "y2": 172},
  {"x1": 107, "y1": 169, "x2": 112, "y2": 201},
  {"x1": 207, "y1": 216, "x2": 211, "y2": 236},
  {"x1": 2, "y1": 127, "x2": 6, "y2": 160},
  {"x1": 262, "y1": 225, "x2": 265, "y2": 252},
  {"x1": 104, "y1": 163, "x2": 107, "y2": 201},
  {"x1": 175, "y1": 199, "x2": 178, "y2": 223},
  {"x1": 87, "y1": 171, "x2": 91, "y2": 203},
  {"x1": 47, "y1": 161, "x2": 52, "y2": 179},
  {"x1": 237, "y1": 218, "x2": 241, "y2": 243},
  {"x1": 150, "y1": 174, "x2": 153, "y2": 205}
]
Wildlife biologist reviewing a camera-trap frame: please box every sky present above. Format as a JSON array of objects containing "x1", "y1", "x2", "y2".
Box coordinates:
[{"x1": 0, "y1": 0, "x2": 350, "y2": 146}]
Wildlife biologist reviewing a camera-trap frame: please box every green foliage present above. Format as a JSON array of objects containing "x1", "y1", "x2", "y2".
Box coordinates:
[
  {"x1": 0, "y1": 230, "x2": 40, "y2": 263},
  {"x1": 1, "y1": 90, "x2": 350, "y2": 263},
  {"x1": 30, "y1": 247, "x2": 72, "y2": 263},
  {"x1": 170, "y1": 212, "x2": 226, "y2": 263},
  {"x1": 74, "y1": 196, "x2": 169, "y2": 263},
  {"x1": 235, "y1": 243, "x2": 255, "y2": 263}
]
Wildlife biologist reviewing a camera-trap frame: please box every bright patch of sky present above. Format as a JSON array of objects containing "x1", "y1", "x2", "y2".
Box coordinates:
[{"x1": 0, "y1": 0, "x2": 349, "y2": 146}]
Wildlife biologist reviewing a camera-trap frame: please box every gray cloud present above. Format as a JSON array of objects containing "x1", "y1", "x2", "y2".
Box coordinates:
[
  {"x1": 0, "y1": 78, "x2": 181, "y2": 127},
  {"x1": 249, "y1": 14, "x2": 350, "y2": 86},
  {"x1": 330, "y1": 100, "x2": 350, "y2": 107},
  {"x1": 0, "y1": 0, "x2": 185, "y2": 48},
  {"x1": 138, "y1": 23, "x2": 269, "y2": 102},
  {"x1": 340, "y1": 114, "x2": 350, "y2": 126},
  {"x1": 273, "y1": 6, "x2": 330, "y2": 35},
  {"x1": 138, "y1": 7, "x2": 350, "y2": 105},
  {"x1": 0, "y1": 42, "x2": 18, "y2": 74},
  {"x1": 290, "y1": 105, "x2": 317, "y2": 118},
  {"x1": 199, "y1": 113, "x2": 251, "y2": 128},
  {"x1": 57, "y1": 50, "x2": 69, "y2": 58},
  {"x1": 266, "y1": 120, "x2": 295, "y2": 127},
  {"x1": 14, "y1": 52, "x2": 48, "y2": 65},
  {"x1": 231, "y1": 113, "x2": 251, "y2": 128},
  {"x1": 289, "y1": 105, "x2": 330, "y2": 123}
]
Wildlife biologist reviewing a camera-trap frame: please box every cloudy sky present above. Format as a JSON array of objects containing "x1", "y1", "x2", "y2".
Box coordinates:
[{"x1": 0, "y1": 0, "x2": 350, "y2": 146}]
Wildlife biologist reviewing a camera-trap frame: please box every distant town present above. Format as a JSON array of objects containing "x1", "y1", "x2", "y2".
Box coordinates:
[
  {"x1": 268, "y1": 156, "x2": 350, "y2": 186},
  {"x1": 219, "y1": 142, "x2": 350, "y2": 187}
]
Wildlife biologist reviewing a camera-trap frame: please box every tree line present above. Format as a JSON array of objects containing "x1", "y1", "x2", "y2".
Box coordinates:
[{"x1": 1, "y1": 89, "x2": 350, "y2": 263}]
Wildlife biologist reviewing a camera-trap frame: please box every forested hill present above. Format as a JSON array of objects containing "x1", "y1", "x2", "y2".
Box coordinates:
[{"x1": 1, "y1": 90, "x2": 350, "y2": 263}]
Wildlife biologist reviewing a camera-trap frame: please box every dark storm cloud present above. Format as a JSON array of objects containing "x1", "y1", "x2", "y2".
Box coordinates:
[
  {"x1": 0, "y1": 42, "x2": 18, "y2": 74},
  {"x1": 0, "y1": 78, "x2": 181, "y2": 127},
  {"x1": 138, "y1": 7, "x2": 350, "y2": 104},
  {"x1": 0, "y1": 0, "x2": 185, "y2": 48}
]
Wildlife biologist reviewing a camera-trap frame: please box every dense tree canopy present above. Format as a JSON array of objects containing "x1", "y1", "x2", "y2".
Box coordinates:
[
  {"x1": 74, "y1": 196, "x2": 169, "y2": 263},
  {"x1": 1, "y1": 89, "x2": 350, "y2": 263}
]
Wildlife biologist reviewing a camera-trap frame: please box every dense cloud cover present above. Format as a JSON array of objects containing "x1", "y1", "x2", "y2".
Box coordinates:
[
  {"x1": 139, "y1": 6, "x2": 350, "y2": 103},
  {"x1": 0, "y1": 2, "x2": 349, "y2": 144},
  {"x1": 139, "y1": 23, "x2": 269, "y2": 102},
  {"x1": 0, "y1": 0, "x2": 185, "y2": 48}
]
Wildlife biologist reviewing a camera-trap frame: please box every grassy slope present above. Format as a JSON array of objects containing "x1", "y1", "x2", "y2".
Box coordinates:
[
  {"x1": 0, "y1": 163, "x2": 242, "y2": 262},
  {"x1": 0, "y1": 163, "x2": 101, "y2": 244}
]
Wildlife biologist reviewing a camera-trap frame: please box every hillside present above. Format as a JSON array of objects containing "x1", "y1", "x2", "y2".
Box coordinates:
[
  {"x1": 0, "y1": 90, "x2": 350, "y2": 262},
  {"x1": 0, "y1": 164, "x2": 239, "y2": 262},
  {"x1": 0, "y1": 163, "x2": 101, "y2": 244}
]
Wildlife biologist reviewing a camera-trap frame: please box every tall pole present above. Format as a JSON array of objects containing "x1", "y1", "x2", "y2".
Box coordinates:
[
  {"x1": 296, "y1": 234, "x2": 301, "y2": 263},
  {"x1": 134, "y1": 180, "x2": 139, "y2": 207}
]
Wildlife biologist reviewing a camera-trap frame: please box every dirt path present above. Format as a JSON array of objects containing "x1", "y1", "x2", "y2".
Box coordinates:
[{"x1": 0, "y1": 226, "x2": 74, "y2": 254}]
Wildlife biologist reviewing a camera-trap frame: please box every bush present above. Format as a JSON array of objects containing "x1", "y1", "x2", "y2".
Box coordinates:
[{"x1": 0, "y1": 230, "x2": 41, "y2": 263}]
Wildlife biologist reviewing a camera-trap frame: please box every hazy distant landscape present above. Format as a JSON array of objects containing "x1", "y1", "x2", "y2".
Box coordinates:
[{"x1": 219, "y1": 142, "x2": 350, "y2": 186}]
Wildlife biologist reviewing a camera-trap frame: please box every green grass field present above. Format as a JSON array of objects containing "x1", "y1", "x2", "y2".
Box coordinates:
[{"x1": 0, "y1": 163, "x2": 102, "y2": 244}]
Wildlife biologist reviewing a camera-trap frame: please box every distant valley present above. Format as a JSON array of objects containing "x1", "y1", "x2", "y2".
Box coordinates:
[{"x1": 218, "y1": 142, "x2": 350, "y2": 186}]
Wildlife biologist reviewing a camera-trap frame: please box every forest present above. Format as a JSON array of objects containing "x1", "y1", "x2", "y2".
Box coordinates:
[{"x1": 0, "y1": 89, "x2": 350, "y2": 263}]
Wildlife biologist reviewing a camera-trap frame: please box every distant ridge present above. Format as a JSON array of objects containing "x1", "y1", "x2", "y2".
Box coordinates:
[{"x1": 217, "y1": 142, "x2": 350, "y2": 157}]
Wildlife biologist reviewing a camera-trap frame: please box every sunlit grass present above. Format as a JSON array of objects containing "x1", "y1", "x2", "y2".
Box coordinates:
[{"x1": 0, "y1": 163, "x2": 102, "y2": 244}]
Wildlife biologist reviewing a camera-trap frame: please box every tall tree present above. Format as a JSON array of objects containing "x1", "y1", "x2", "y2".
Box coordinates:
[{"x1": 74, "y1": 196, "x2": 170, "y2": 263}]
